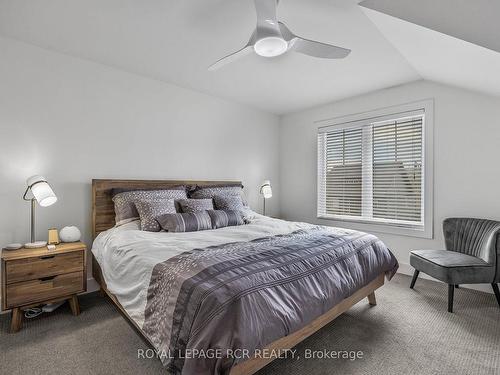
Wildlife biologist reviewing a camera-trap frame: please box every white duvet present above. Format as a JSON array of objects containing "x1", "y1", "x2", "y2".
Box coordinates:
[{"x1": 91, "y1": 212, "x2": 321, "y2": 327}]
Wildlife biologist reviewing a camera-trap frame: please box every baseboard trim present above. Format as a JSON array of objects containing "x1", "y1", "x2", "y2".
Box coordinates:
[{"x1": 86, "y1": 277, "x2": 100, "y2": 294}]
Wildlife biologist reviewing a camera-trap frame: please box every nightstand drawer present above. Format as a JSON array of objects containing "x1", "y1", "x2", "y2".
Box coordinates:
[
  {"x1": 5, "y1": 271, "x2": 84, "y2": 308},
  {"x1": 5, "y1": 251, "x2": 84, "y2": 284}
]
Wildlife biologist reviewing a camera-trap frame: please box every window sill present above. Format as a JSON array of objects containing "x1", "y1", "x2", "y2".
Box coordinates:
[{"x1": 317, "y1": 215, "x2": 433, "y2": 239}]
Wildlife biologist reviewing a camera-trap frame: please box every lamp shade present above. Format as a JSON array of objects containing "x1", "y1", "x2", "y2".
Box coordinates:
[
  {"x1": 26, "y1": 175, "x2": 57, "y2": 207},
  {"x1": 260, "y1": 180, "x2": 272, "y2": 199}
]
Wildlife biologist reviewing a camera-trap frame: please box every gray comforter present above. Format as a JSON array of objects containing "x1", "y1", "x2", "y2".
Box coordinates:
[{"x1": 142, "y1": 227, "x2": 398, "y2": 374}]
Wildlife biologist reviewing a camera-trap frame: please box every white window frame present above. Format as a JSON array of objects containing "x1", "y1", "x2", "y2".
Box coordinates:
[{"x1": 316, "y1": 99, "x2": 434, "y2": 239}]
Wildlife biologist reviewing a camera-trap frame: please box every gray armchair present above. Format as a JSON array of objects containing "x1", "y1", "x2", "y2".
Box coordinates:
[{"x1": 410, "y1": 218, "x2": 500, "y2": 312}]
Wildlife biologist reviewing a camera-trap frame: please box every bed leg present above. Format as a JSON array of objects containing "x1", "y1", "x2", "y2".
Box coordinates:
[{"x1": 367, "y1": 292, "x2": 377, "y2": 306}]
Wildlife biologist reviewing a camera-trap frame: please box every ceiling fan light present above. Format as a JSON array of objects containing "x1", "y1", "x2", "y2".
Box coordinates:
[{"x1": 254, "y1": 37, "x2": 288, "y2": 57}]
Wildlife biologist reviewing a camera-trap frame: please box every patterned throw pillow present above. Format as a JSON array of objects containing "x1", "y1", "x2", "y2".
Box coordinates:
[
  {"x1": 189, "y1": 185, "x2": 248, "y2": 206},
  {"x1": 134, "y1": 199, "x2": 177, "y2": 232},
  {"x1": 178, "y1": 199, "x2": 214, "y2": 213},
  {"x1": 112, "y1": 188, "x2": 187, "y2": 226},
  {"x1": 213, "y1": 195, "x2": 245, "y2": 211},
  {"x1": 157, "y1": 212, "x2": 212, "y2": 233},
  {"x1": 207, "y1": 210, "x2": 244, "y2": 229}
]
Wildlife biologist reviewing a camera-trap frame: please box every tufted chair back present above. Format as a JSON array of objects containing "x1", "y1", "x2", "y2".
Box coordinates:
[{"x1": 443, "y1": 218, "x2": 500, "y2": 282}]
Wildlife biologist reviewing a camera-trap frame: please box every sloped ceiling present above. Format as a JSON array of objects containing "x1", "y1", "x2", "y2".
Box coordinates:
[
  {"x1": 0, "y1": 0, "x2": 420, "y2": 114},
  {"x1": 0, "y1": 0, "x2": 499, "y2": 114},
  {"x1": 360, "y1": 0, "x2": 500, "y2": 54},
  {"x1": 360, "y1": 0, "x2": 500, "y2": 98}
]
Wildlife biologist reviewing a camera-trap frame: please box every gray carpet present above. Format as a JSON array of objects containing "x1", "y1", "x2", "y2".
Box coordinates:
[{"x1": 1, "y1": 275, "x2": 499, "y2": 375}]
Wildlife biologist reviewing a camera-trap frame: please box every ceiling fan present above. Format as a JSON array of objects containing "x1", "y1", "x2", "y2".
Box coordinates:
[{"x1": 208, "y1": 0, "x2": 351, "y2": 71}]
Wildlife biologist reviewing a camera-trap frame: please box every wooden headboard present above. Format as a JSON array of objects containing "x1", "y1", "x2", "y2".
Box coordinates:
[{"x1": 92, "y1": 179, "x2": 242, "y2": 239}]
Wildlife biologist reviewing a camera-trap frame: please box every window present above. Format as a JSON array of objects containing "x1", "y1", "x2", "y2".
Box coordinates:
[{"x1": 317, "y1": 101, "x2": 433, "y2": 238}]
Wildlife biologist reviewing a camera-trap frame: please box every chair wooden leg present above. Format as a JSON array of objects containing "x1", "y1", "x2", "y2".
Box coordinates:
[
  {"x1": 448, "y1": 284, "x2": 454, "y2": 313},
  {"x1": 492, "y1": 283, "x2": 500, "y2": 308},
  {"x1": 410, "y1": 270, "x2": 419, "y2": 289},
  {"x1": 10, "y1": 307, "x2": 23, "y2": 333},
  {"x1": 367, "y1": 292, "x2": 377, "y2": 306}
]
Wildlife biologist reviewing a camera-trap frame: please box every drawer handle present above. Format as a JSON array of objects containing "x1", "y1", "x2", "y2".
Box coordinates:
[
  {"x1": 39, "y1": 276, "x2": 56, "y2": 282},
  {"x1": 40, "y1": 255, "x2": 55, "y2": 260}
]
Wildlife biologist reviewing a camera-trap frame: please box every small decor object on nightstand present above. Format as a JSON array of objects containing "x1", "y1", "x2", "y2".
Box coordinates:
[
  {"x1": 259, "y1": 180, "x2": 272, "y2": 216},
  {"x1": 22, "y1": 175, "x2": 57, "y2": 248},
  {"x1": 1, "y1": 241, "x2": 87, "y2": 332},
  {"x1": 59, "y1": 226, "x2": 81, "y2": 243},
  {"x1": 24, "y1": 241, "x2": 50, "y2": 249},
  {"x1": 3, "y1": 243, "x2": 23, "y2": 251},
  {"x1": 48, "y1": 228, "x2": 60, "y2": 245}
]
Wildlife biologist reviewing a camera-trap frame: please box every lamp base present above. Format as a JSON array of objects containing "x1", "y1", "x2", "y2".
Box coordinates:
[{"x1": 24, "y1": 241, "x2": 47, "y2": 249}]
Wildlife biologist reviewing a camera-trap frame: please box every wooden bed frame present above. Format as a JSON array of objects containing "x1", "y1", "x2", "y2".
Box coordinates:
[{"x1": 91, "y1": 179, "x2": 385, "y2": 375}]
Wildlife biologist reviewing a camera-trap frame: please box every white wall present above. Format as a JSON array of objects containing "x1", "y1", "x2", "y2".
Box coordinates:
[
  {"x1": 279, "y1": 80, "x2": 500, "y2": 292},
  {"x1": 0, "y1": 37, "x2": 280, "y2": 291}
]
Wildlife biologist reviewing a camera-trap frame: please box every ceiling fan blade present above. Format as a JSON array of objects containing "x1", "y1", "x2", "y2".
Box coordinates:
[
  {"x1": 208, "y1": 45, "x2": 254, "y2": 71},
  {"x1": 277, "y1": 22, "x2": 295, "y2": 42},
  {"x1": 292, "y1": 38, "x2": 351, "y2": 59},
  {"x1": 278, "y1": 22, "x2": 350, "y2": 59}
]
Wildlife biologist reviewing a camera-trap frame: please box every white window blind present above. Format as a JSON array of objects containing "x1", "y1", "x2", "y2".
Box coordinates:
[{"x1": 318, "y1": 110, "x2": 424, "y2": 230}]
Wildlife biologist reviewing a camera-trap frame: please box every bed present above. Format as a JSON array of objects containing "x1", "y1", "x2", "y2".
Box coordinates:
[{"x1": 91, "y1": 179, "x2": 398, "y2": 375}]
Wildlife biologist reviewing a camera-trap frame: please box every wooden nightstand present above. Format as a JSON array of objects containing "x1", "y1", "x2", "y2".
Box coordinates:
[{"x1": 1, "y1": 242, "x2": 87, "y2": 332}]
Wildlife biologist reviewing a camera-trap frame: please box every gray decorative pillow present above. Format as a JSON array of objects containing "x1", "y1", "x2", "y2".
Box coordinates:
[
  {"x1": 189, "y1": 185, "x2": 248, "y2": 206},
  {"x1": 112, "y1": 189, "x2": 187, "y2": 226},
  {"x1": 178, "y1": 199, "x2": 214, "y2": 213},
  {"x1": 134, "y1": 199, "x2": 177, "y2": 232},
  {"x1": 207, "y1": 210, "x2": 244, "y2": 229},
  {"x1": 157, "y1": 212, "x2": 212, "y2": 233},
  {"x1": 213, "y1": 195, "x2": 245, "y2": 211}
]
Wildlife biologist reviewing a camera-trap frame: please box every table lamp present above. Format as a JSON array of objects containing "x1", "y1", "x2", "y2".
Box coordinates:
[
  {"x1": 23, "y1": 175, "x2": 57, "y2": 248},
  {"x1": 259, "y1": 180, "x2": 272, "y2": 216}
]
